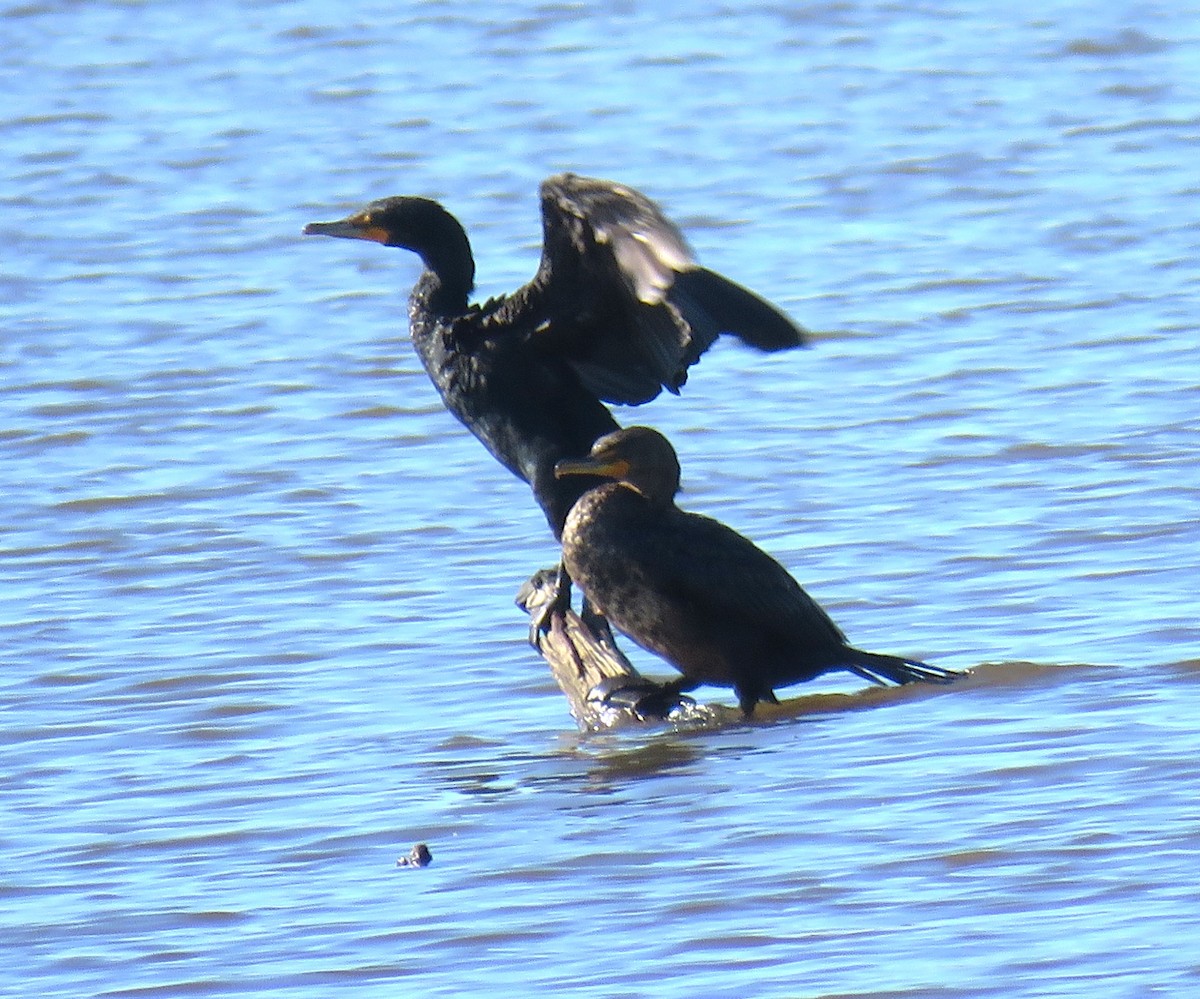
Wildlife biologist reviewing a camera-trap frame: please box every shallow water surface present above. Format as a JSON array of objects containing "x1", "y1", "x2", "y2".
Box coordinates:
[{"x1": 3, "y1": 2, "x2": 1200, "y2": 997}]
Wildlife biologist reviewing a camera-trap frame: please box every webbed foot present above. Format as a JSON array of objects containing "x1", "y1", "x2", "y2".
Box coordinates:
[
  {"x1": 587, "y1": 676, "x2": 697, "y2": 722},
  {"x1": 522, "y1": 564, "x2": 574, "y2": 650}
]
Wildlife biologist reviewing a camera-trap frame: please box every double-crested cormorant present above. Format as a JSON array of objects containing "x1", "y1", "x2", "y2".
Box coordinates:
[
  {"x1": 304, "y1": 173, "x2": 806, "y2": 538},
  {"x1": 555, "y1": 427, "x2": 961, "y2": 716}
]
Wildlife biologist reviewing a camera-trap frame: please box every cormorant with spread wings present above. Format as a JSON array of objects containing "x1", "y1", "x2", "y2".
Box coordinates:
[{"x1": 305, "y1": 173, "x2": 806, "y2": 537}]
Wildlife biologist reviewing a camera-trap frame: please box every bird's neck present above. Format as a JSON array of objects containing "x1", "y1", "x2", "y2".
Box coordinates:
[
  {"x1": 413, "y1": 224, "x2": 475, "y2": 315},
  {"x1": 413, "y1": 267, "x2": 472, "y2": 318},
  {"x1": 621, "y1": 480, "x2": 678, "y2": 508}
]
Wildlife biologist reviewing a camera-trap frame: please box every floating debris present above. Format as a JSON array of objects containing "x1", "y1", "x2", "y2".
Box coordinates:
[{"x1": 397, "y1": 843, "x2": 432, "y2": 868}]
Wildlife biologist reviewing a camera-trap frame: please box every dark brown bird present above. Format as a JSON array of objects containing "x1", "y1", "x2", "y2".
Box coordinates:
[
  {"x1": 304, "y1": 173, "x2": 806, "y2": 539},
  {"x1": 555, "y1": 426, "x2": 961, "y2": 716}
]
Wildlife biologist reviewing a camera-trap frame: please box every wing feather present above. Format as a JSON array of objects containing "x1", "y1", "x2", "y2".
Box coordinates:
[
  {"x1": 620, "y1": 507, "x2": 850, "y2": 649},
  {"x1": 523, "y1": 174, "x2": 805, "y2": 405}
]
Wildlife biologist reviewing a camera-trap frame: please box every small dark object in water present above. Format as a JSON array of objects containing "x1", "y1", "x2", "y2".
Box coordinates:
[
  {"x1": 555, "y1": 426, "x2": 964, "y2": 716},
  {"x1": 397, "y1": 843, "x2": 432, "y2": 868}
]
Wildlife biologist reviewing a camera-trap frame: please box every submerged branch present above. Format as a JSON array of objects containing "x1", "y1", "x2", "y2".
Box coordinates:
[{"x1": 516, "y1": 568, "x2": 723, "y2": 731}]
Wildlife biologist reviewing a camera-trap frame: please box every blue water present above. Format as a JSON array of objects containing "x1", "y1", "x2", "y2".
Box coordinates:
[{"x1": 4, "y1": 2, "x2": 1200, "y2": 996}]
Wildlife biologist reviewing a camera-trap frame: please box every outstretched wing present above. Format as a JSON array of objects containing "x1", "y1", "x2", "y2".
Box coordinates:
[{"x1": 521, "y1": 173, "x2": 806, "y2": 405}]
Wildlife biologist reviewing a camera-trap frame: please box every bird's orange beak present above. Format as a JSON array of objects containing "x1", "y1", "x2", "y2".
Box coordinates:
[
  {"x1": 303, "y1": 215, "x2": 390, "y2": 244},
  {"x1": 554, "y1": 457, "x2": 631, "y2": 481}
]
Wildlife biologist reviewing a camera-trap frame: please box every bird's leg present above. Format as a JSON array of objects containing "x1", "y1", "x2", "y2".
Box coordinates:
[
  {"x1": 517, "y1": 567, "x2": 597, "y2": 680},
  {"x1": 520, "y1": 564, "x2": 592, "y2": 677},
  {"x1": 736, "y1": 686, "x2": 778, "y2": 719},
  {"x1": 527, "y1": 562, "x2": 574, "y2": 649},
  {"x1": 553, "y1": 609, "x2": 591, "y2": 679}
]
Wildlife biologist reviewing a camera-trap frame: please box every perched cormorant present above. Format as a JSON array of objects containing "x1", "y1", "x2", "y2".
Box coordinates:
[
  {"x1": 304, "y1": 173, "x2": 806, "y2": 538},
  {"x1": 555, "y1": 427, "x2": 961, "y2": 716}
]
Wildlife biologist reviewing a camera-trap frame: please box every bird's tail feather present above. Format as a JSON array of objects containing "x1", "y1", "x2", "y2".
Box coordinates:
[{"x1": 846, "y1": 649, "x2": 962, "y2": 687}]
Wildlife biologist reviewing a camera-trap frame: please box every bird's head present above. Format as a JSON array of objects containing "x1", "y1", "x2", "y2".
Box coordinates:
[
  {"x1": 304, "y1": 196, "x2": 474, "y2": 291},
  {"x1": 555, "y1": 426, "x2": 682, "y2": 505}
]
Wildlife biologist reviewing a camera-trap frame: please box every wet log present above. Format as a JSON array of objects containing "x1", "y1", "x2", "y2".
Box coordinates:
[{"x1": 516, "y1": 568, "x2": 719, "y2": 731}]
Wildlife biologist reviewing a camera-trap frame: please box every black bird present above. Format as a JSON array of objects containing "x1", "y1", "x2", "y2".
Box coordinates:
[
  {"x1": 304, "y1": 173, "x2": 806, "y2": 539},
  {"x1": 555, "y1": 427, "x2": 961, "y2": 716}
]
